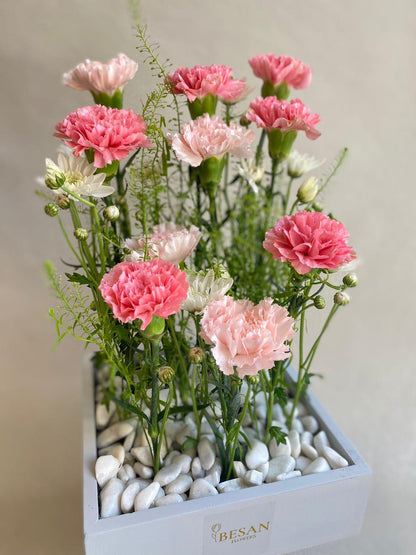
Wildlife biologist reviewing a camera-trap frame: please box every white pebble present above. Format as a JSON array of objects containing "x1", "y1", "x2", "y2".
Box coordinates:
[
  {"x1": 296, "y1": 402, "x2": 308, "y2": 417},
  {"x1": 313, "y1": 431, "x2": 330, "y2": 455},
  {"x1": 189, "y1": 478, "x2": 218, "y2": 499},
  {"x1": 244, "y1": 469, "x2": 264, "y2": 486},
  {"x1": 205, "y1": 459, "x2": 222, "y2": 487},
  {"x1": 171, "y1": 454, "x2": 192, "y2": 474},
  {"x1": 155, "y1": 493, "x2": 184, "y2": 507},
  {"x1": 124, "y1": 453, "x2": 135, "y2": 467},
  {"x1": 276, "y1": 470, "x2": 302, "y2": 481},
  {"x1": 131, "y1": 446, "x2": 153, "y2": 467},
  {"x1": 217, "y1": 478, "x2": 248, "y2": 493},
  {"x1": 163, "y1": 450, "x2": 181, "y2": 466},
  {"x1": 301, "y1": 416, "x2": 319, "y2": 434},
  {"x1": 322, "y1": 446, "x2": 348, "y2": 469},
  {"x1": 246, "y1": 440, "x2": 269, "y2": 469},
  {"x1": 198, "y1": 438, "x2": 216, "y2": 471},
  {"x1": 96, "y1": 402, "x2": 116, "y2": 430},
  {"x1": 100, "y1": 478, "x2": 124, "y2": 518},
  {"x1": 134, "y1": 482, "x2": 160, "y2": 511},
  {"x1": 288, "y1": 430, "x2": 301, "y2": 458},
  {"x1": 255, "y1": 404, "x2": 267, "y2": 420},
  {"x1": 154, "y1": 463, "x2": 181, "y2": 487},
  {"x1": 303, "y1": 457, "x2": 331, "y2": 475},
  {"x1": 290, "y1": 418, "x2": 304, "y2": 434},
  {"x1": 301, "y1": 431, "x2": 313, "y2": 445},
  {"x1": 191, "y1": 457, "x2": 205, "y2": 479},
  {"x1": 286, "y1": 401, "x2": 298, "y2": 418},
  {"x1": 272, "y1": 404, "x2": 284, "y2": 421},
  {"x1": 156, "y1": 487, "x2": 165, "y2": 500},
  {"x1": 301, "y1": 443, "x2": 318, "y2": 459},
  {"x1": 256, "y1": 462, "x2": 269, "y2": 480},
  {"x1": 123, "y1": 431, "x2": 136, "y2": 452},
  {"x1": 108, "y1": 444, "x2": 125, "y2": 465},
  {"x1": 266, "y1": 456, "x2": 296, "y2": 483},
  {"x1": 269, "y1": 438, "x2": 291, "y2": 458},
  {"x1": 97, "y1": 422, "x2": 134, "y2": 448},
  {"x1": 233, "y1": 461, "x2": 246, "y2": 478},
  {"x1": 295, "y1": 456, "x2": 312, "y2": 472},
  {"x1": 165, "y1": 474, "x2": 193, "y2": 495},
  {"x1": 95, "y1": 455, "x2": 120, "y2": 488},
  {"x1": 121, "y1": 480, "x2": 142, "y2": 513},
  {"x1": 117, "y1": 464, "x2": 136, "y2": 483},
  {"x1": 176, "y1": 423, "x2": 197, "y2": 446},
  {"x1": 133, "y1": 462, "x2": 154, "y2": 479}
]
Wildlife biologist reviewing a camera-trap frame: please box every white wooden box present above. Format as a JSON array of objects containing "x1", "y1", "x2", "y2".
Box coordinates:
[{"x1": 83, "y1": 365, "x2": 371, "y2": 555}]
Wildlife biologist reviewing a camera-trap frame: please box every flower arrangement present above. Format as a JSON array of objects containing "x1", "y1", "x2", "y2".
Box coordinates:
[{"x1": 40, "y1": 29, "x2": 357, "y2": 516}]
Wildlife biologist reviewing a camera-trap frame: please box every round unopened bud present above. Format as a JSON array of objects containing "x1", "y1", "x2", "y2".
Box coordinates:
[
  {"x1": 139, "y1": 315, "x2": 165, "y2": 341},
  {"x1": 158, "y1": 366, "x2": 175, "y2": 383},
  {"x1": 314, "y1": 295, "x2": 326, "y2": 309},
  {"x1": 103, "y1": 205, "x2": 120, "y2": 222},
  {"x1": 239, "y1": 115, "x2": 250, "y2": 127},
  {"x1": 312, "y1": 202, "x2": 323, "y2": 212},
  {"x1": 56, "y1": 194, "x2": 70, "y2": 210},
  {"x1": 334, "y1": 291, "x2": 350, "y2": 306},
  {"x1": 343, "y1": 273, "x2": 358, "y2": 288},
  {"x1": 44, "y1": 203, "x2": 59, "y2": 217},
  {"x1": 246, "y1": 375, "x2": 260, "y2": 385},
  {"x1": 45, "y1": 177, "x2": 61, "y2": 190},
  {"x1": 74, "y1": 227, "x2": 89, "y2": 240},
  {"x1": 189, "y1": 347, "x2": 205, "y2": 363},
  {"x1": 297, "y1": 177, "x2": 319, "y2": 203}
]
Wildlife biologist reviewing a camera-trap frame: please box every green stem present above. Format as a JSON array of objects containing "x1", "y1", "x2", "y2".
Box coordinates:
[
  {"x1": 226, "y1": 382, "x2": 252, "y2": 479},
  {"x1": 255, "y1": 130, "x2": 266, "y2": 165},
  {"x1": 283, "y1": 178, "x2": 294, "y2": 214},
  {"x1": 150, "y1": 341, "x2": 161, "y2": 472},
  {"x1": 155, "y1": 381, "x2": 174, "y2": 470},
  {"x1": 191, "y1": 364, "x2": 202, "y2": 441}
]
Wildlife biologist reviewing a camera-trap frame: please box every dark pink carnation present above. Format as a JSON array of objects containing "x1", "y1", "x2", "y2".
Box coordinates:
[
  {"x1": 249, "y1": 54, "x2": 312, "y2": 89},
  {"x1": 166, "y1": 65, "x2": 246, "y2": 102},
  {"x1": 246, "y1": 97, "x2": 321, "y2": 139},
  {"x1": 99, "y1": 259, "x2": 189, "y2": 329},
  {"x1": 264, "y1": 211, "x2": 356, "y2": 275},
  {"x1": 54, "y1": 105, "x2": 152, "y2": 168}
]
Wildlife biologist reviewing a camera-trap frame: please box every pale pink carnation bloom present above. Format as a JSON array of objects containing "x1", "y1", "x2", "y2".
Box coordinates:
[
  {"x1": 99, "y1": 259, "x2": 189, "y2": 329},
  {"x1": 168, "y1": 114, "x2": 255, "y2": 167},
  {"x1": 201, "y1": 296, "x2": 295, "y2": 378},
  {"x1": 246, "y1": 97, "x2": 321, "y2": 140},
  {"x1": 54, "y1": 105, "x2": 152, "y2": 168},
  {"x1": 124, "y1": 222, "x2": 202, "y2": 266},
  {"x1": 249, "y1": 54, "x2": 312, "y2": 89},
  {"x1": 264, "y1": 211, "x2": 356, "y2": 275},
  {"x1": 63, "y1": 53, "x2": 138, "y2": 96},
  {"x1": 166, "y1": 65, "x2": 246, "y2": 102}
]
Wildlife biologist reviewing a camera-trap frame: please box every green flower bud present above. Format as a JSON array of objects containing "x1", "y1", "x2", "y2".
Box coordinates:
[
  {"x1": 139, "y1": 315, "x2": 165, "y2": 341},
  {"x1": 56, "y1": 194, "x2": 70, "y2": 210},
  {"x1": 246, "y1": 375, "x2": 260, "y2": 385},
  {"x1": 44, "y1": 203, "x2": 59, "y2": 217},
  {"x1": 343, "y1": 273, "x2": 358, "y2": 288},
  {"x1": 188, "y1": 93, "x2": 218, "y2": 118},
  {"x1": 199, "y1": 156, "x2": 226, "y2": 190},
  {"x1": 239, "y1": 115, "x2": 250, "y2": 127},
  {"x1": 74, "y1": 227, "x2": 89, "y2": 240},
  {"x1": 267, "y1": 129, "x2": 297, "y2": 161},
  {"x1": 189, "y1": 346, "x2": 205, "y2": 363},
  {"x1": 275, "y1": 81, "x2": 290, "y2": 100},
  {"x1": 158, "y1": 366, "x2": 175, "y2": 383},
  {"x1": 297, "y1": 177, "x2": 319, "y2": 204},
  {"x1": 103, "y1": 205, "x2": 120, "y2": 222},
  {"x1": 45, "y1": 177, "x2": 61, "y2": 190},
  {"x1": 314, "y1": 295, "x2": 326, "y2": 309},
  {"x1": 334, "y1": 291, "x2": 350, "y2": 306},
  {"x1": 261, "y1": 80, "x2": 275, "y2": 98},
  {"x1": 312, "y1": 201, "x2": 324, "y2": 212}
]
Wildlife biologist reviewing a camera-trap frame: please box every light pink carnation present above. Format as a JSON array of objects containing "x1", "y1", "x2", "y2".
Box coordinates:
[
  {"x1": 246, "y1": 97, "x2": 321, "y2": 140},
  {"x1": 201, "y1": 296, "x2": 294, "y2": 378},
  {"x1": 166, "y1": 65, "x2": 246, "y2": 102},
  {"x1": 264, "y1": 211, "x2": 356, "y2": 275},
  {"x1": 54, "y1": 105, "x2": 152, "y2": 168},
  {"x1": 249, "y1": 54, "x2": 312, "y2": 89},
  {"x1": 63, "y1": 53, "x2": 138, "y2": 96},
  {"x1": 168, "y1": 114, "x2": 255, "y2": 167},
  {"x1": 124, "y1": 222, "x2": 202, "y2": 265},
  {"x1": 99, "y1": 259, "x2": 189, "y2": 329}
]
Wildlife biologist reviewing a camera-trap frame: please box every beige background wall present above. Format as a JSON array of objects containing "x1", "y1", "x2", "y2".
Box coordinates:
[{"x1": 1, "y1": 1, "x2": 415, "y2": 553}]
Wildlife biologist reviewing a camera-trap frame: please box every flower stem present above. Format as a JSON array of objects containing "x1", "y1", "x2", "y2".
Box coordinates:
[
  {"x1": 255, "y1": 130, "x2": 266, "y2": 165},
  {"x1": 149, "y1": 340, "x2": 161, "y2": 472},
  {"x1": 226, "y1": 382, "x2": 251, "y2": 479}
]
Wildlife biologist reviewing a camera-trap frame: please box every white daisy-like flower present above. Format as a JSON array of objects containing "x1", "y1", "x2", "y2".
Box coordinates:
[
  {"x1": 287, "y1": 151, "x2": 324, "y2": 178},
  {"x1": 44, "y1": 153, "x2": 114, "y2": 199},
  {"x1": 237, "y1": 158, "x2": 264, "y2": 194},
  {"x1": 182, "y1": 267, "x2": 234, "y2": 314}
]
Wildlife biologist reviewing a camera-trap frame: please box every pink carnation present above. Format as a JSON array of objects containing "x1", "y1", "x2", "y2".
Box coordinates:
[
  {"x1": 246, "y1": 97, "x2": 321, "y2": 140},
  {"x1": 62, "y1": 53, "x2": 138, "y2": 96},
  {"x1": 249, "y1": 54, "x2": 312, "y2": 89},
  {"x1": 168, "y1": 114, "x2": 255, "y2": 167},
  {"x1": 166, "y1": 65, "x2": 246, "y2": 102},
  {"x1": 201, "y1": 296, "x2": 295, "y2": 378},
  {"x1": 124, "y1": 222, "x2": 202, "y2": 265},
  {"x1": 99, "y1": 259, "x2": 189, "y2": 329},
  {"x1": 54, "y1": 105, "x2": 152, "y2": 168},
  {"x1": 264, "y1": 211, "x2": 356, "y2": 275}
]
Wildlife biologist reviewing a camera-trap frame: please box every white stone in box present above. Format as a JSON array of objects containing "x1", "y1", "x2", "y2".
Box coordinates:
[{"x1": 83, "y1": 364, "x2": 371, "y2": 555}]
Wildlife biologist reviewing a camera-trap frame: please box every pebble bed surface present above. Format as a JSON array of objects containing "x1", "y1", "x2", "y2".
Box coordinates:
[{"x1": 93, "y1": 368, "x2": 349, "y2": 518}]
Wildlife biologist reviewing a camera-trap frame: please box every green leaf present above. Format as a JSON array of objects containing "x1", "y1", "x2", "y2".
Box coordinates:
[
  {"x1": 182, "y1": 437, "x2": 197, "y2": 452},
  {"x1": 269, "y1": 425, "x2": 288, "y2": 445},
  {"x1": 107, "y1": 394, "x2": 149, "y2": 423},
  {"x1": 65, "y1": 272, "x2": 91, "y2": 286},
  {"x1": 159, "y1": 403, "x2": 208, "y2": 421}
]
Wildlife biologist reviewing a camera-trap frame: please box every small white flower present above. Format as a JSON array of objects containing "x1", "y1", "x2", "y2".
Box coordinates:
[
  {"x1": 287, "y1": 151, "x2": 324, "y2": 178},
  {"x1": 182, "y1": 267, "x2": 234, "y2": 314},
  {"x1": 44, "y1": 153, "x2": 114, "y2": 199},
  {"x1": 237, "y1": 158, "x2": 264, "y2": 194}
]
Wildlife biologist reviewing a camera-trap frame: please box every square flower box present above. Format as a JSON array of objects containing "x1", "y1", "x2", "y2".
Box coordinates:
[{"x1": 83, "y1": 363, "x2": 371, "y2": 555}]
